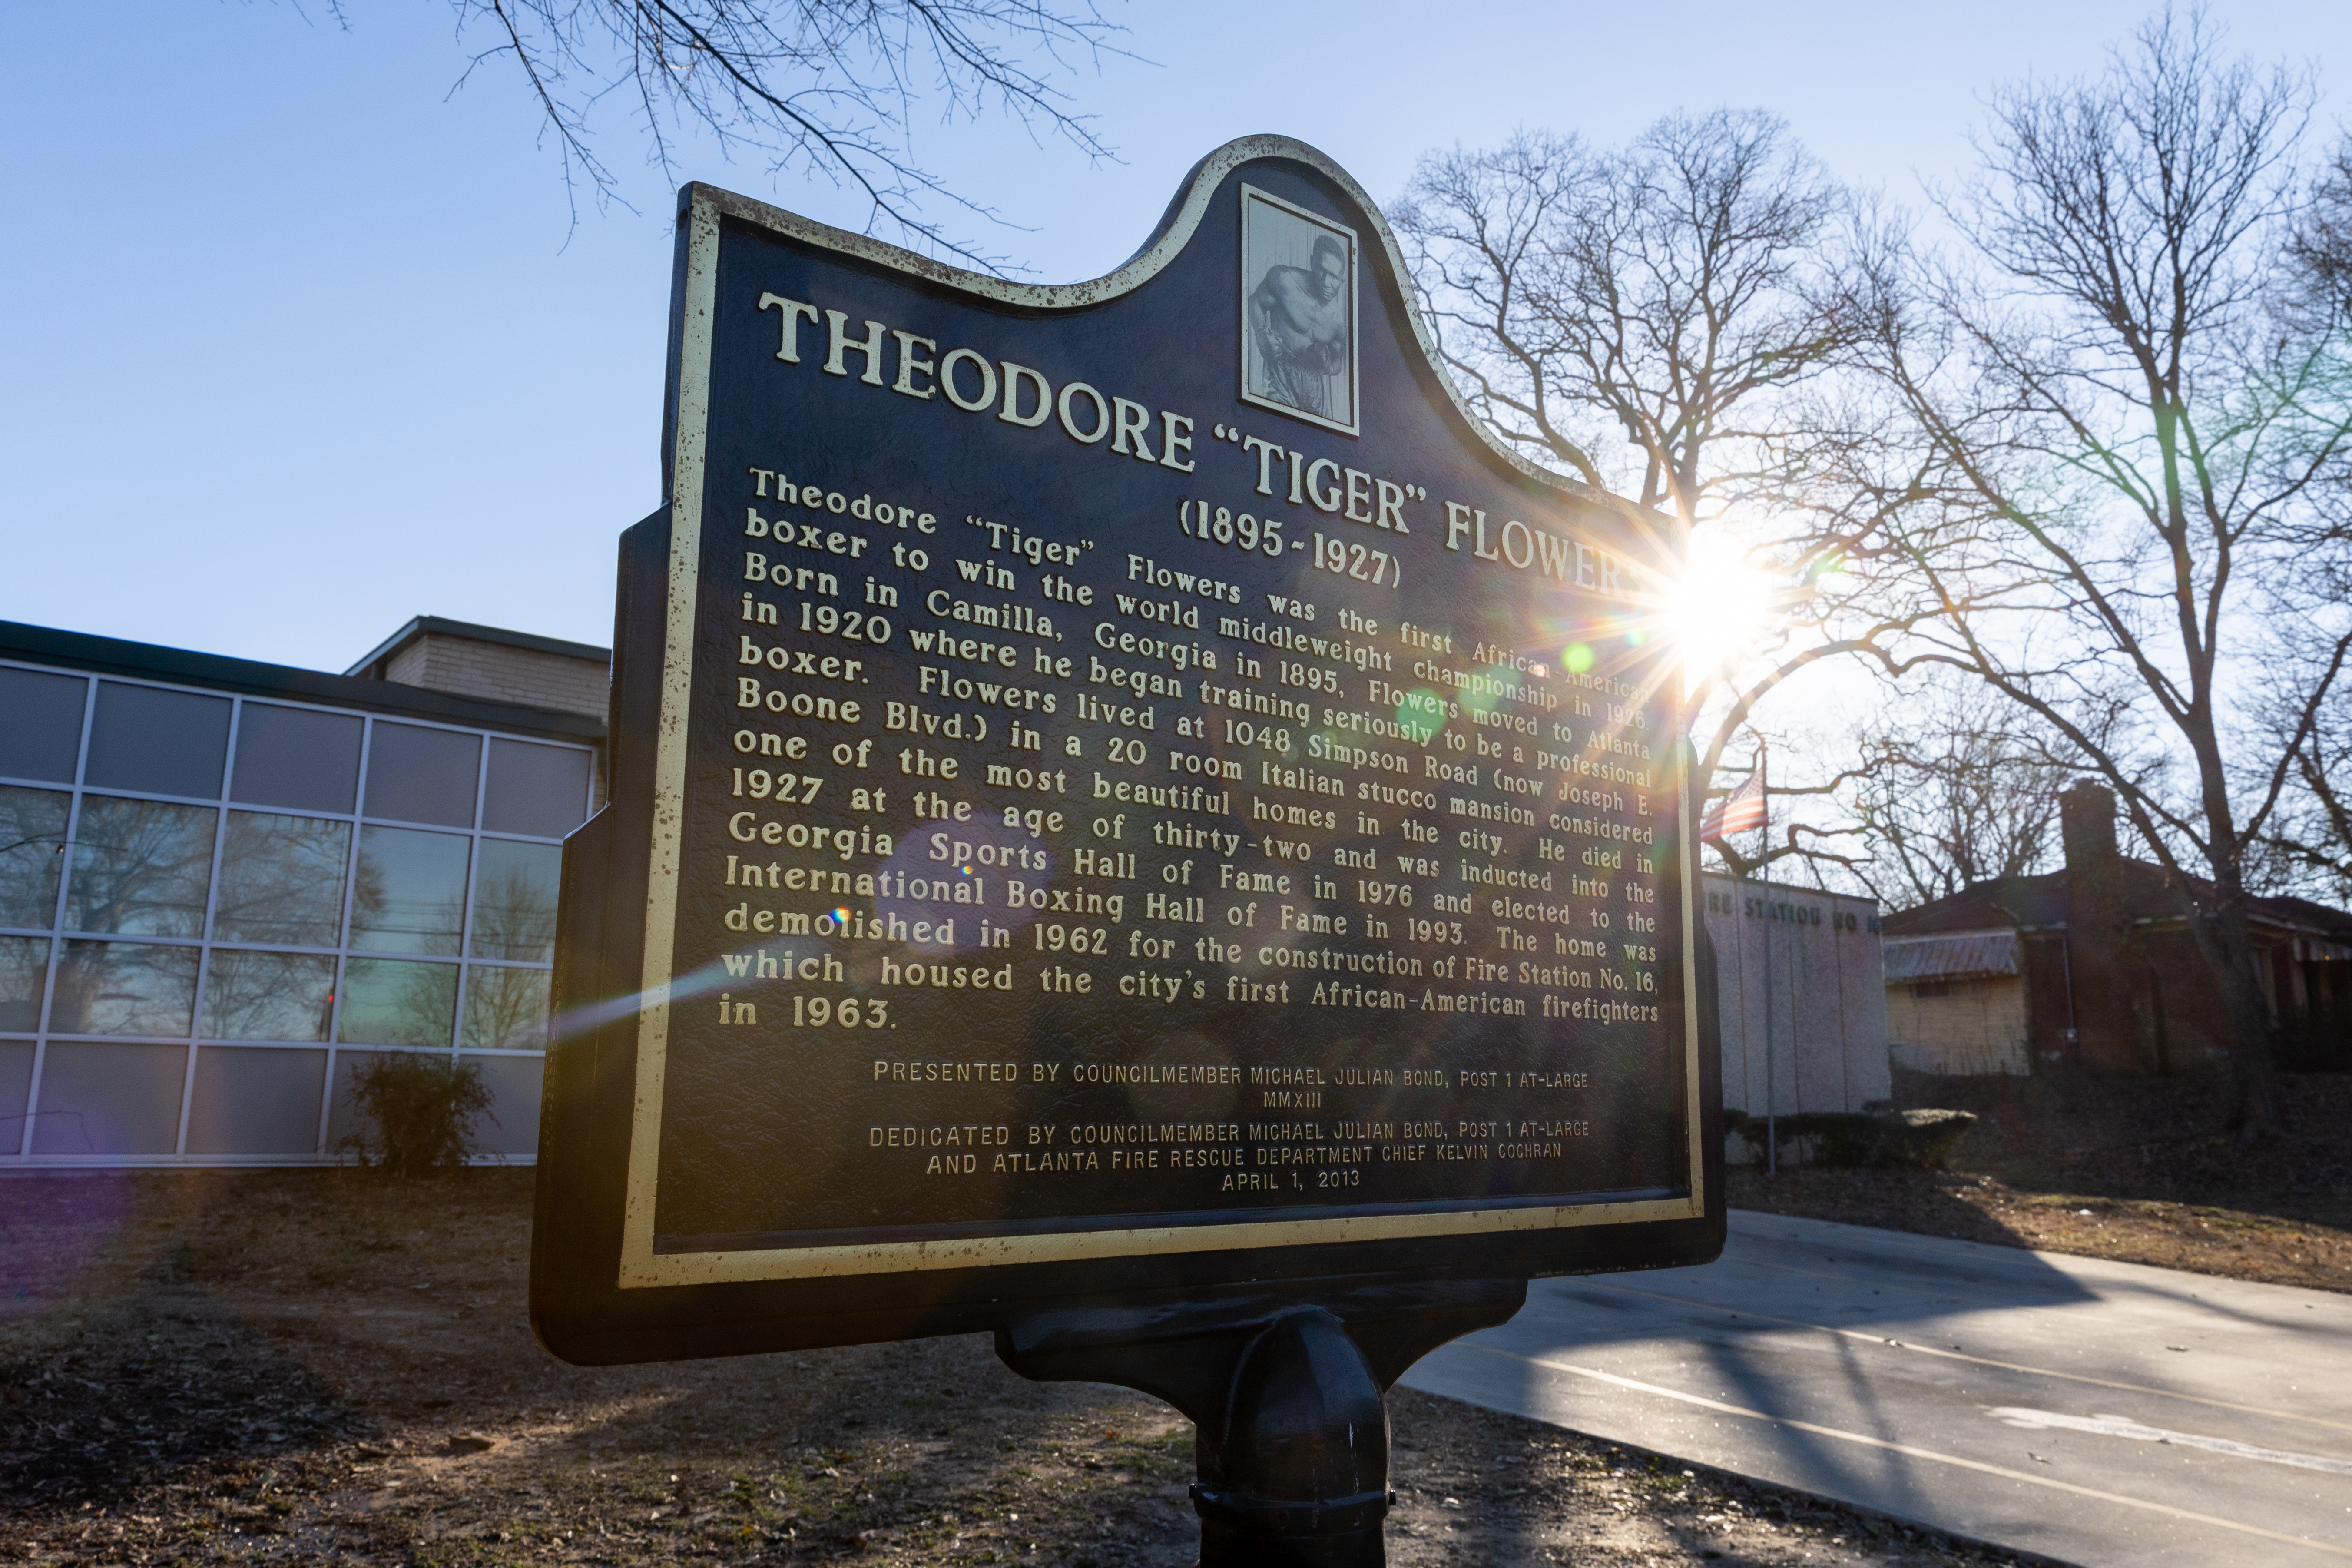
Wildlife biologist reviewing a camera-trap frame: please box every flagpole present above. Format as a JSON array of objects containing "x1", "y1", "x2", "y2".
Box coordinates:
[
  {"x1": 1702, "y1": 747, "x2": 1774, "y2": 1178},
  {"x1": 1759, "y1": 738, "x2": 1775, "y2": 1180}
]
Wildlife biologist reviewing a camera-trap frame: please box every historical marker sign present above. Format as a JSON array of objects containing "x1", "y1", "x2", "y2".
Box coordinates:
[{"x1": 533, "y1": 138, "x2": 1721, "y2": 1364}]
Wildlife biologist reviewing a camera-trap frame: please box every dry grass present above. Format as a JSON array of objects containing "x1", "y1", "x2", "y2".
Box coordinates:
[
  {"x1": 1730, "y1": 1068, "x2": 2352, "y2": 1293},
  {"x1": 0, "y1": 1170, "x2": 2046, "y2": 1566},
  {"x1": 1729, "y1": 1168, "x2": 2352, "y2": 1292}
]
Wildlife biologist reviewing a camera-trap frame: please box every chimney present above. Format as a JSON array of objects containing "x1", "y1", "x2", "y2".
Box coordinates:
[{"x1": 2060, "y1": 783, "x2": 2120, "y2": 872}]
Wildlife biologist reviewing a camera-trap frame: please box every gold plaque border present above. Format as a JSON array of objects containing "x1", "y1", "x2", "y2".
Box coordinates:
[{"x1": 618, "y1": 142, "x2": 1705, "y2": 1289}]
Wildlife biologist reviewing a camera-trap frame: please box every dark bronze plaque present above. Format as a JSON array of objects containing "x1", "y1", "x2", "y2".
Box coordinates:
[{"x1": 532, "y1": 139, "x2": 1721, "y2": 1363}]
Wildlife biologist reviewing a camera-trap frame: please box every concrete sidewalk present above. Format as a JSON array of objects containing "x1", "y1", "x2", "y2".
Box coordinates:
[{"x1": 1402, "y1": 1210, "x2": 2352, "y2": 1567}]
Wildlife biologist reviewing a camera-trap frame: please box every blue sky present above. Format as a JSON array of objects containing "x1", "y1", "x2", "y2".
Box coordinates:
[{"x1": 2, "y1": 1, "x2": 2342, "y2": 671}]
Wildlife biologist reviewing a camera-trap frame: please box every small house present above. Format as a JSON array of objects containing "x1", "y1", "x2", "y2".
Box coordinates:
[{"x1": 1882, "y1": 785, "x2": 2352, "y2": 1076}]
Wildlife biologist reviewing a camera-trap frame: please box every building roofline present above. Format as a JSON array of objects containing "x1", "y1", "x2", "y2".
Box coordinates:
[
  {"x1": 0, "y1": 620, "x2": 605, "y2": 744},
  {"x1": 1698, "y1": 869, "x2": 1880, "y2": 910},
  {"x1": 343, "y1": 615, "x2": 612, "y2": 678},
  {"x1": 1883, "y1": 861, "x2": 2352, "y2": 942},
  {"x1": 1883, "y1": 927, "x2": 2014, "y2": 943}
]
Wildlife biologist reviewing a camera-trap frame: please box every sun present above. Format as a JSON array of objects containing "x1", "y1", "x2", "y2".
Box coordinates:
[{"x1": 1663, "y1": 525, "x2": 1779, "y2": 690}]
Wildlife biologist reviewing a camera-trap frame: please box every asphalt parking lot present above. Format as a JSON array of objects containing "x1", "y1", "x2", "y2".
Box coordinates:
[{"x1": 1406, "y1": 1210, "x2": 2352, "y2": 1568}]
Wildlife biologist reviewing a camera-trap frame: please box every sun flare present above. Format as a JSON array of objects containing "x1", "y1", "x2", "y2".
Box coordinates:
[{"x1": 1664, "y1": 527, "x2": 1779, "y2": 689}]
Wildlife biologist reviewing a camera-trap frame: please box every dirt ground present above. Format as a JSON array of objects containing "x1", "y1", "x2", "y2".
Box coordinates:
[
  {"x1": 1729, "y1": 1069, "x2": 2352, "y2": 1294},
  {"x1": 0, "y1": 1171, "x2": 2047, "y2": 1568}
]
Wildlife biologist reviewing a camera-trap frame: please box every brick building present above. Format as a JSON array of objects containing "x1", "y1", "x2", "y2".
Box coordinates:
[
  {"x1": 347, "y1": 617, "x2": 613, "y2": 737},
  {"x1": 1882, "y1": 784, "x2": 2352, "y2": 1076}
]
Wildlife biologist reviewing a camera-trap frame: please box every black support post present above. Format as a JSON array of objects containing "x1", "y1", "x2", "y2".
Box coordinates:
[{"x1": 996, "y1": 1279, "x2": 1525, "y2": 1566}]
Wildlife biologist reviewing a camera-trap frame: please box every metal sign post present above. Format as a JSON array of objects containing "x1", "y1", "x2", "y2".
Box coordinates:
[{"x1": 532, "y1": 139, "x2": 1723, "y2": 1565}]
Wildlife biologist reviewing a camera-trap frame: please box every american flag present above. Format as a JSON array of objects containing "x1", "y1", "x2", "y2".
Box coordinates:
[{"x1": 1700, "y1": 768, "x2": 1766, "y2": 841}]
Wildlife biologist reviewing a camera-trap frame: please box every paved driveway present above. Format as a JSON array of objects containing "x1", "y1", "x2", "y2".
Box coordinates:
[{"x1": 1402, "y1": 1210, "x2": 2352, "y2": 1567}]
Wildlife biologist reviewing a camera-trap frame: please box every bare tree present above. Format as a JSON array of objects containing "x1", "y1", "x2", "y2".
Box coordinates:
[
  {"x1": 2256, "y1": 599, "x2": 2352, "y2": 904},
  {"x1": 1687, "y1": 720, "x2": 1875, "y2": 887},
  {"x1": 327, "y1": 0, "x2": 1127, "y2": 260},
  {"x1": 1394, "y1": 115, "x2": 1955, "y2": 892},
  {"x1": 1393, "y1": 113, "x2": 1855, "y2": 518},
  {"x1": 2253, "y1": 135, "x2": 2352, "y2": 898},
  {"x1": 1863, "y1": 7, "x2": 2352, "y2": 1133},
  {"x1": 2257, "y1": 737, "x2": 2352, "y2": 902},
  {"x1": 2290, "y1": 134, "x2": 2352, "y2": 323},
  {"x1": 1844, "y1": 680, "x2": 2089, "y2": 909}
]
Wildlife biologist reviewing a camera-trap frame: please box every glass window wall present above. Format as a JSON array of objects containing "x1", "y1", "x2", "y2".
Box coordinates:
[
  {"x1": 185, "y1": 1046, "x2": 329, "y2": 1156},
  {"x1": 463, "y1": 965, "x2": 551, "y2": 1051},
  {"x1": 469, "y1": 839, "x2": 561, "y2": 962},
  {"x1": 213, "y1": 812, "x2": 350, "y2": 946},
  {"x1": 84, "y1": 683, "x2": 230, "y2": 799},
  {"x1": 231, "y1": 704, "x2": 362, "y2": 814},
  {"x1": 364, "y1": 723, "x2": 482, "y2": 828},
  {"x1": 0, "y1": 936, "x2": 49, "y2": 1033},
  {"x1": 202, "y1": 950, "x2": 337, "y2": 1042},
  {"x1": 0, "y1": 667, "x2": 89, "y2": 784},
  {"x1": 63, "y1": 796, "x2": 219, "y2": 938},
  {"x1": 0, "y1": 786, "x2": 69, "y2": 928},
  {"x1": 50, "y1": 940, "x2": 203, "y2": 1036},
  {"x1": 0, "y1": 658, "x2": 592, "y2": 1165},
  {"x1": 30, "y1": 1041, "x2": 188, "y2": 1155},
  {"x1": 338, "y1": 957, "x2": 459, "y2": 1048},
  {"x1": 0, "y1": 1041, "x2": 31, "y2": 1135},
  {"x1": 352, "y1": 826, "x2": 470, "y2": 955},
  {"x1": 483, "y1": 739, "x2": 590, "y2": 838}
]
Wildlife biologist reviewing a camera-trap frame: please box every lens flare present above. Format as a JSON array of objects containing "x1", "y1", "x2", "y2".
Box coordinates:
[{"x1": 1664, "y1": 527, "x2": 1777, "y2": 686}]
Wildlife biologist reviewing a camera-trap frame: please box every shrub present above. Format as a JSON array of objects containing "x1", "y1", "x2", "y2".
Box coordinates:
[
  {"x1": 341, "y1": 1055, "x2": 495, "y2": 1175},
  {"x1": 1727, "y1": 1108, "x2": 1978, "y2": 1170}
]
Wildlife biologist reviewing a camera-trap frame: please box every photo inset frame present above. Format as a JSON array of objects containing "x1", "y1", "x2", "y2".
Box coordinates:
[{"x1": 1239, "y1": 184, "x2": 1361, "y2": 436}]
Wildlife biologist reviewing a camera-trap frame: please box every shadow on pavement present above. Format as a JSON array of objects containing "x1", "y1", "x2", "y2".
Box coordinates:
[{"x1": 1423, "y1": 1211, "x2": 2108, "y2": 1540}]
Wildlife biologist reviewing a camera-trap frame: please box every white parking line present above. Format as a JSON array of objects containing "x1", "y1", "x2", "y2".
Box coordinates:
[
  {"x1": 1577, "y1": 1276, "x2": 2352, "y2": 1436},
  {"x1": 1986, "y1": 1408, "x2": 2352, "y2": 1475},
  {"x1": 1462, "y1": 1342, "x2": 2352, "y2": 1558}
]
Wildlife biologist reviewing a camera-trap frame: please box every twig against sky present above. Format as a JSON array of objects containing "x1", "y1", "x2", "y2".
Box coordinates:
[
  {"x1": 1862, "y1": 5, "x2": 2352, "y2": 1134},
  {"x1": 326, "y1": 0, "x2": 1133, "y2": 264}
]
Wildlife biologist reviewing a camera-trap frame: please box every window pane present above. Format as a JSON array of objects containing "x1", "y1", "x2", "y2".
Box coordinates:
[
  {"x1": 64, "y1": 796, "x2": 219, "y2": 937},
  {"x1": 338, "y1": 956, "x2": 457, "y2": 1047},
  {"x1": 0, "y1": 786, "x2": 69, "y2": 928},
  {"x1": 29, "y1": 1041, "x2": 188, "y2": 1154},
  {"x1": 459, "y1": 1051, "x2": 542, "y2": 1156},
  {"x1": 324, "y1": 1050, "x2": 391, "y2": 1153},
  {"x1": 213, "y1": 812, "x2": 350, "y2": 946},
  {"x1": 185, "y1": 1046, "x2": 328, "y2": 1155},
  {"x1": 462, "y1": 965, "x2": 550, "y2": 1050},
  {"x1": 84, "y1": 683, "x2": 230, "y2": 799},
  {"x1": 468, "y1": 839, "x2": 561, "y2": 961},
  {"x1": 351, "y1": 825, "x2": 469, "y2": 955},
  {"x1": 0, "y1": 1040, "x2": 30, "y2": 1137},
  {"x1": 481, "y1": 739, "x2": 590, "y2": 838},
  {"x1": 0, "y1": 936, "x2": 50, "y2": 1032},
  {"x1": 232, "y1": 704, "x2": 362, "y2": 814},
  {"x1": 202, "y1": 950, "x2": 337, "y2": 1041},
  {"x1": 49, "y1": 940, "x2": 201, "y2": 1036},
  {"x1": 363, "y1": 723, "x2": 481, "y2": 828},
  {"x1": 0, "y1": 667, "x2": 86, "y2": 784}
]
